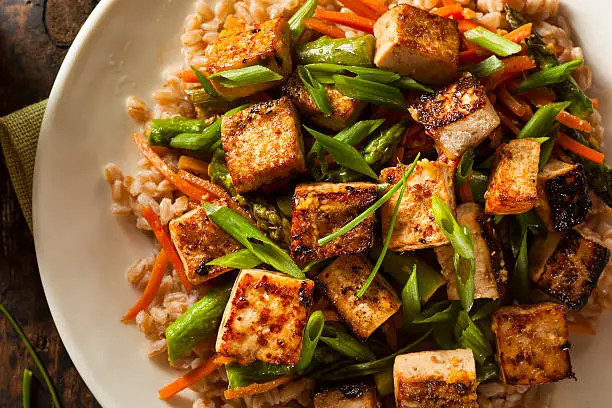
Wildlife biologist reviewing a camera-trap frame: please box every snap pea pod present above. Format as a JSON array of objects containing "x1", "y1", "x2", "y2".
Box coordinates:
[
  {"x1": 226, "y1": 361, "x2": 294, "y2": 389},
  {"x1": 166, "y1": 283, "x2": 232, "y2": 363},
  {"x1": 148, "y1": 117, "x2": 205, "y2": 146},
  {"x1": 295, "y1": 35, "x2": 376, "y2": 66}
]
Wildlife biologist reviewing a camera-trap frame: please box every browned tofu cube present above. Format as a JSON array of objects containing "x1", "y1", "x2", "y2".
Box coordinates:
[
  {"x1": 435, "y1": 203, "x2": 508, "y2": 300},
  {"x1": 394, "y1": 349, "x2": 478, "y2": 408},
  {"x1": 373, "y1": 4, "x2": 460, "y2": 85},
  {"x1": 168, "y1": 205, "x2": 242, "y2": 285},
  {"x1": 282, "y1": 73, "x2": 366, "y2": 132},
  {"x1": 379, "y1": 160, "x2": 455, "y2": 252},
  {"x1": 410, "y1": 73, "x2": 500, "y2": 159},
  {"x1": 530, "y1": 229, "x2": 610, "y2": 310},
  {"x1": 492, "y1": 302, "x2": 573, "y2": 385},
  {"x1": 316, "y1": 255, "x2": 401, "y2": 339},
  {"x1": 484, "y1": 138, "x2": 540, "y2": 215},
  {"x1": 216, "y1": 269, "x2": 314, "y2": 365},
  {"x1": 203, "y1": 18, "x2": 291, "y2": 99},
  {"x1": 290, "y1": 182, "x2": 378, "y2": 266},
  {"x1": 535, "y1": 160, "x2": 592, "y2": 232},
  {"x1": 314, "y1": 383, "x2": 377, "y2": 408},
  {"x1": 221, "y1": 97, "x2": 306, "y2": 193}
]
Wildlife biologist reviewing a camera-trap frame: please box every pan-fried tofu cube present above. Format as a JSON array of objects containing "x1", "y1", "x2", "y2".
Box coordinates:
[
  {"x1": 216, "y1": 269, "x2": 314, "y2": 365},
  {"x1": 373, "y1": 4, "x2": 460, "y2": 85},
  {"x1": 379, "y1": 160, "x2": 455, "y2": 252},
  {"x1": 410, "y1": 73, "x2": 500, "y2": 159},
  {"x1": 535, "y1": 160, "x2": 591, "y2": 232},
  {"x1": 203, "y1": 18, "x2": 291, "y2": 99},
  {"x1": 291, "y1": 182, "x2": 378, "y2": 266},
  {"x1": 221, "y1": 97, "x2": 306, "y2": 193},
  {"x1": 394, "y1": 349, "x2": 478, "y2": 408},
  {"x1": 168, "y1": 205, "x2": 242, "y2": 285},
  {"x1": 484, "y1": 138, "x2": 540, "y2": 215},
  {"x1": 316, "y1": 255, "x2": 401, "y2": 339},
  {"x1": 435, "y1": 203, "x2": 508, "y2": 300},
  {"x1": 492, "y1": 303, "x2": 573, "y2": 385},
  {"x1": 282, "y1": 73, "x2": 366, "y2": 131},
  {"x1": 314, "y1": 383, "x2": 377, "y2": 408},
  {"x1": 530, "y1": 229, "x2": 610, "y2": 310}
]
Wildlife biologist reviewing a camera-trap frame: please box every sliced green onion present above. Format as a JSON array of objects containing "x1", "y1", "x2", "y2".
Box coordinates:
[
  {"x1": 23, "y1": 369, "x2": 32, "y2": 408},
  {"x1": 512, "y1": 219, "x2": 530, "y2": 302},
  {"x1": 306, "y1": 63, "x2": 401, "y2": 83},
  {"x1": 310, "y1": 71, "x2": 336, "y2": 84},
  {"x1": 470, "y1": 299, "x2": 501, "y2": 321},
  {"x1": 308, "y1": 119, "x2": 385, "y2": 159},
  {"x1": 539, "y1": 132, "x2": 558, "y2": 170},
  {"x1": 412, "y1": 301, "x2": 457, "y2": 324},
  {"x1": 357, "y1": 157, "x2": 421, "y2": 297},
  {"x1": 431, "y1": 196, "x2": 474, "y2": 260},
  {"x1": 392, "y1": 77, "x2": 434, "y2": 93},
  {"x1": 209, "y1": 65, "x2": 283, "y2": 88},
  {"x1": 320, "y1": 325, "x2": 376, "y2": 362},
  {"x1": 464, "y1": 27, "x2": 522, "y2": 57},
  {"x1": 0, "y1": 304, "x2": 62, "y2": 408},
  {"x1": 305, "y1": 125, "x2": 378, "y2": 179},
  {"x1": 401, "y1": 265, "x2": 421, "y2": 324},
  {"x1": 296, "y1": 311, "x2": 325, "y2": 373},
  {"x1": 517, "y1": 210, "x2": 545, "y2": 234},
  {"x1": 468, "y1": 171, "x2": 488, "y2": 203},
  {"x1": 477, "y1": 362, "x2": 499, "y2": 382},
  {"x1": 517, "y1": 101, "x2": 571, "y2": 139},
  {"x1": 288, "y1": 0, "x2": 317, "y2": 38},
  {"x1": 333, "y1": 75, "x2": 408, "y2": 111},
  {"x1": 453, "y1": 239, "x2": 476, "y2": 312},
  {"x1": 190, "y1": 65, "x2": 219, "y2": 97},
  {"x1": 462, "y1": 55, "x2": 504, "y2": 78},
  {"x1": 226, "y1": 361, "x2": 294, "y2": 389},
  {"x1": 432, "y1": 323, "x2": 457, "y2": 350},
  {"x1": 494, "y1": 215, "x2": 504, "y2": 224},
  {"x1": 374, "y1": 369, "x2": 394, "y2": 396},
  {"x1": 302, "y1": 258, "x2": 327, "y2": 275},
  {"x1": 202, "y1": 203, "x2": 304, "y2": 278},
  {"x1": 514, "y1": 59, "x2": 583, "y2": 94},
  {"x1": 206, "y1": 248, "x2": 262, "y2": 269},
  {"x1": 456, "y1": 148, "x2": 475, "y2": 187},
  {"x1": 298, "y1": 65, "x2": 332, "y2": 115},
  {"x1": 455, "y1": 310, "x2": 493, "y2": 365}
]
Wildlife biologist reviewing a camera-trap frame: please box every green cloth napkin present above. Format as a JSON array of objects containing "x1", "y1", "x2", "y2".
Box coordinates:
[{"x1": 0, "y1": 100, "x2": 48, "y2": 231}]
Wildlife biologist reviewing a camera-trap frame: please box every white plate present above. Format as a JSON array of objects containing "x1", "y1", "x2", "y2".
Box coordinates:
[{"x1": 33, "y1": 0, "x2": 612, "y2": 407}]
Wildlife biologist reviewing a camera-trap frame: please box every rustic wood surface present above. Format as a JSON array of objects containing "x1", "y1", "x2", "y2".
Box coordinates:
[{"x1": 0, "y1": 0, "x2": 101, "y2": 406}]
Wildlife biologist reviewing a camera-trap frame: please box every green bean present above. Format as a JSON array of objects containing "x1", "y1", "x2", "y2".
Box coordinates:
[{"x1": 295, "y1": 35, "x2": 376, "y2": 66}]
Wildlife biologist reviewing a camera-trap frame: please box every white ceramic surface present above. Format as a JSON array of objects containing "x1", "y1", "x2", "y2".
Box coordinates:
[{"x1": 33, "y1": 0, "x2": 612, "y2": 407}]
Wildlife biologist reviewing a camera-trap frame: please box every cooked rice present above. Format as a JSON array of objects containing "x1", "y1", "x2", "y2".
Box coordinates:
[{"x1": 103, "y1": 0, "x2": 611, "y2": 406}]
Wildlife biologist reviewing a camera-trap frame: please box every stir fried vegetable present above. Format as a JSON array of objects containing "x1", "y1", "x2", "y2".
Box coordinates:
[{"x1": 295, "y1": 35, "x2": 376, "y2": 66}]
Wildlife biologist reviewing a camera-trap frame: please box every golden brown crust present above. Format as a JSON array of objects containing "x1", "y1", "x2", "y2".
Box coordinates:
[
  {"x1": 396, "y1": 381, "x2": 479, "y2": 408},
  {"x1": 314, "y1": 383, "x2": 378, "y2": 408}
]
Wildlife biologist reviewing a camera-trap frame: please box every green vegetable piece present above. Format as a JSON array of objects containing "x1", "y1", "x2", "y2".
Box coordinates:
[
  {"x1": 515, "y1": 59, "x2": 583, "y2": 93},
  {"x1": 288, "y1": 0, "x2": 317, "y2": 38},
  {"x1": 306, "y1": 63, "x2": 401, "y2": 83},
  {"x1": 226, "y1": 361, "x2": 294, "y2": 389},
  {"x1": 333, "y1": 75, "x2": 408, "y2": 111},
  {"x1": 209, "y1": 65, "x2": 283, "y2": 88},
  {"x1": 453, "y1": 242, "x2": 476, "y2": 312},
  {"x1": 374, "y1": 368, "x2": 394, "y2": 396},
  {"x1": 477, "y1": 362, "x2": 499, "y2": 382},
  {"x1": 431, "y1": 196, "x2": 474, "y2": 260},
  {"x1": 296, "y1": 311, "x2": 325, "y2": 373},
  {"x1": 456, "y1": 148, "x2": 475, "y2": 187},
  {"x1": 462, "y1": 55, "x2": 504, "y2": 78},
  {"x1": 295, "y1": 35, "x2": 376, "y2": 66},
  {"x1": 511, "y1": 217, "x2": 530, "y2": 301},
  {"x1": 470, "y1": 299, "x2": 501, "y2": 321},
  {"x1": 432, "y1": 323, "x2": 457, "y2": 350},
  {"x1": 298, "y1": 65, "x2": 332, "y2": 115},
  {"x1": 455, "y1": 310, "x2": 493, "y2": 365},
  {"x1": 190, "y1": 65, "x2": 219, "y2": 97},
  {"x1": 166, "y1": 283, "x2": 232, "y2": 363},
  {"x1": 401, "y1": 265, "x2": 421, "y2": 324},
  {"x1": 468, "y1": 171, "x2": 488, "y2": 203},
  {"x1": 517, "y1": 101, "x2": 570, "y2": 139},
  {"x1": 206, "y1": 248, "x2": 262, "y2": 269},
  {"x1": 320, "y1": 325, "x2": 376, "y2": 362},
  {"x1": 392, "y1": 77, "x2": 434, "y2": 93},
  {"x1": 412, "y1": 301, "x2": 457, "y2": 324},
  {"x1": 361, "y1": 120, "x2": 411, "y2": 170},
  {"x1": 148, "y1": 117, "x2": 205, "y2": 146},
  {"x1": 464, "y1": 27, "x2": 522, "y2": 57},
  {"x1": 23, "y1": 369, "x2": 32, "y2": 408}
]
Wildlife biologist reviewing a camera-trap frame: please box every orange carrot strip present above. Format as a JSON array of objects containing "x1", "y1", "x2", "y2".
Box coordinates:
[
  {"x1": 178, "y1": 170, "x2": 227, "y2": 200},
  {"x1": 224, "y1": 376, "x2": 294, "y2": 399},
  {"x1": 431, "y1": 4, "x2": 464, "y2": 19},
  {"x1": 458, "y1": 176, "x2": 474, "y2": 202},
  {"x1": 461, "y1": 7, "x2": 478, "y2": 19},
  {"x1": 357, "y1": 0, "x2": 388, "y2": 17},
  {"x1": 141, "y1": 206, "x2": 193, "y2": 292},
  {"x1": 501, "y1": 55, "x2": 536, "y2": 74},
  {"x1": 337, "y1": 0, "x2": 380, "y2": 20},
  {"x1": 459, "y1": 48, "x2": 489, "y2": 65},
  {"x1": 303, "y1": 17, "x2": 346, "y2": 38},
  {"x1": 557, "y1": 110, "x2": 594, "y2": 133},
  {"x1": 122, "y1": 250, "x2": 169, "y2": 322},
  {"x1": 315, "y1": 8, "x2": 375, "y2": 33},
  {"x1": 591, "y1": 98, "x2": 600, "y2": 109},
  {"x1": 442, "y1": 0, "x2": 456, "y2": 5},
  {"x1": 457, "y1": 19, "x2": 480, "y2": 33},
  {"x1": 557, "y1": 133, "x2": 604, "y2": 164},
  {"x1": 503, "y1": 23, "x2": 532, "y2": 44},
  {"x1": 181, "y1": 70, "x2": 200, "y2": 83},
  {"x1": 158, "y1": 354, "x2": 233, "y2": 400},
  {"x1": 567, "y1": 321, "x2": 596, "y2": 335}
]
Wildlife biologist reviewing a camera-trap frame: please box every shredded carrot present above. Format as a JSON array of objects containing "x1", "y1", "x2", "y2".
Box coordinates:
[
  {"x1": 442, "y1": 0, "x2": 456, "y2": 5},
  {"x1": 303, "y1": 17, "x2": 346, "y2": 38},
  {"x1": 122, "y1": 250, "x2": 169, "y2": 322},
  {"x1": 337, "y1": 0, "x2": 380, "y2": 20},
  {"x1": 315, "y1": 8, "x2": 375, "y2": 33},
  {"x1": 557, "y1": 133, "x2": 604, "y2": 164},
  {"x1": 457, "y1": 19, "x2": 481, "y2": 33},
  {"x1": 591, "y1": 98, "x2": 600, "y2": 109},
  {"x1": 224, "y1": 376, "x2": 294, "y2": 399},
  {"x1": 159, "y1": 354, "x2": 233, "y2": 400},
  {"x1": 497, "y1": 110, "x2": 522, "y2": 136},
  {"x1": 497, "y1": 86, "x2": 532, "y2": 121},
  {"x1": 181, "y1": 70, "x2": 200, "y2": 83},
  {"x1": 461, "y1": 7, "x2": 478, "y2": 19},
  {"x1": 178, "y1": 170, "x2": 226, "y2": 200},
  {"x1": 178, "y1": 156, "x2": 210, "y2": 178},
  {"x1": 458, "y1": 176, "x2": 474, "y2": 202},
  {"x1": 501, "y1": 55, "x2": 536, "y2": 75},
  {"x1": 567, "y1": 321, "x2": 596, "y2": 335},
  {"x1": 459, "y1": 48, "x2": 488, "y2": 65},
  {"x1": 431, "y1": 4, "x2": 464, "y2": 19},
  {"x1": 557, "y1": 110, "x2": 594, "y2": 133},
  {"x1": 141, "y1": 206, "x2": 193, "y2": 292},
  {"x1": 357, "y1": 0, "x2": 388, "y2": 17},
  {"x1": 503, "y1": 23, "x2": 532, "y2": 44}
]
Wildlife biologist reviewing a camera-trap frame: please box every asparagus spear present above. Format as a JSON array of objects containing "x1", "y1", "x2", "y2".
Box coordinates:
[
  {"x1": 295, "y1": 35, "x2": 376, "y2": 66},
  {"x1": 505, "y1": 7, "x2": 593, "y2": 118},
  {"x1": 148, "y1": 117, "x2": 205, "y2": 145}
]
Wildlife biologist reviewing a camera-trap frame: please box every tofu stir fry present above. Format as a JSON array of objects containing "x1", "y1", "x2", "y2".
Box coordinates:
[{"x1": 113, "y1": 1, "x2": 612, "y2": 406}]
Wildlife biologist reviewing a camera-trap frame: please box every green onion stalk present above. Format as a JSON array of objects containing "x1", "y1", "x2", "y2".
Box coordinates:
[{"x1": 295, "y1": 35, "x2": 376, "y2": 66}]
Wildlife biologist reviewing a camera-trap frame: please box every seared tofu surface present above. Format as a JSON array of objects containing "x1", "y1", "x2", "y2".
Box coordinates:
[
  {"x1": 216, "y1": 269, "x2": 314, "y2": 366},
  {"x1": 373, "y1": 4, "x2": 459, "y2": 84},
  {"x1": 168, "y1": 205, "x2": 242, "y2": 285},
  {"x1": 314, "y1": 383, "x2": 377, "y2": 408},
  {"x1": 394, "y1": 349, "x2": 478, "y2": 408},
  {"x1": 530, "y1": 229, "x2": 610, "y2": 310},
  {"x1": 203, "y1": 17, "x2": 291, "y2": 99},
  {"x1": 484, "y1": 138, "x2": 540, "y2": 215},
  {"x1": 379, "y1": 160, "x2": 455, "y2": 252},
  {"x1": 492, "y1": 302, "x2": 572, "y2": 385},
  {"x1": 316, "y1": 255, "x2": 401, "y2": 339},
  {"x1": 410, "y1": 73, "x2": 500, "y2": 159},
  {"x1": 282, "y1": 73, "x2": 366, "y2": 131},
  {"x1": 290, "y1": 182, "x2": 378, "y2": 266},
  {"x1": 536, "y1": 160, "x2": 591, "y2": 232},
  {"x1": 435, "y1": 203, "x2": 508, "y2": 300},
  {"x1": 221, "y1": 97, "x2": 306, "y2": 193}
]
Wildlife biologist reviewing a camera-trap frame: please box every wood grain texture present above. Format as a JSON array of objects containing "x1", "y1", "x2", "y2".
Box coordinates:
[{"x1": 0, "y1": 0, "x2": 101, "y2": 406}]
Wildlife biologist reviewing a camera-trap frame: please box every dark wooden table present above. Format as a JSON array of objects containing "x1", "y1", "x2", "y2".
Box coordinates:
[{"x1": 0, "y1": 1, "x2": 101, "y2": 406}]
